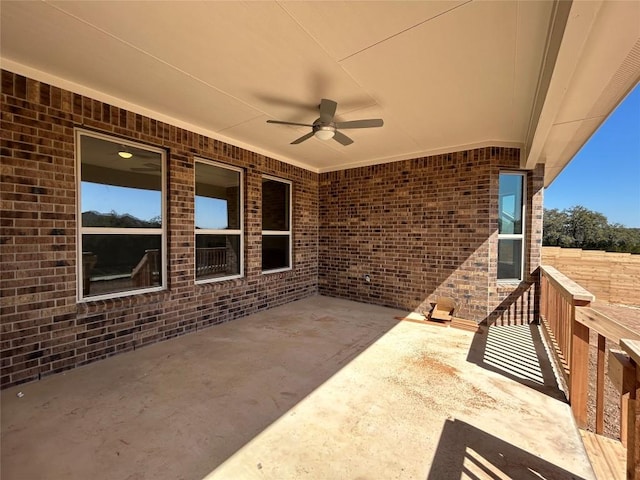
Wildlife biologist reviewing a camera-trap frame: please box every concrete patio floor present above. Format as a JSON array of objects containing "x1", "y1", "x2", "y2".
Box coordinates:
[{"x1": 1, "y1": 295, "x2": 594, "y2": 480}]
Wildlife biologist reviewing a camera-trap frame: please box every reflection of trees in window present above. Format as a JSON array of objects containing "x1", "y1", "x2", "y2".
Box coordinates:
[{"x1": 77, "y1": 130, "x2": 165, "y2": 300}]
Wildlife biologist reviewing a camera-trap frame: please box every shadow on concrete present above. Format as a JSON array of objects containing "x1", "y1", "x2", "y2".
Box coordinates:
[
  {"x1": 466, "y1": 323, "x2": 565, "y2": 401},
  {"x1": 427, "y1": 418, "x2": 589, "y2": 480}
]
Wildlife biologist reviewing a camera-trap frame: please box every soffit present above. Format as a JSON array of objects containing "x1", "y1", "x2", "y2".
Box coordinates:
[{"x1": 525, "y1": 1, "x2": 640, "y2": 185}]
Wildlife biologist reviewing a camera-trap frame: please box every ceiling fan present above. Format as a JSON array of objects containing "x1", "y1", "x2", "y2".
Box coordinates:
[{"x1": 266, "y1": 98, "x2": 383, "y2": 146}]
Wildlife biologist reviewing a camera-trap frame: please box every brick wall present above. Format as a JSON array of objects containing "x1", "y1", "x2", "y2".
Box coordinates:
[
  {"x1": 1, "y1": 69, "x2": 544, "y2": 389},
  {"x1": 0, "y1": 71, "x2": 318, "y2": 388},
  {"x1": 318, "y1": 149, "x2": 544, "y2": 324}
]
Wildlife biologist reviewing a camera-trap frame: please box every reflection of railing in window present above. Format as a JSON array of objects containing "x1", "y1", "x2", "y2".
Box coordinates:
[
  {"x1": 196, "y1": 247, "x2": 228, "y2": 276},
  {"x1": 82, "y1": 252, "x2": 97, "y2": 295},
  {"x1": 132, "y1": 249, "x2": 160, "y2": 287}
]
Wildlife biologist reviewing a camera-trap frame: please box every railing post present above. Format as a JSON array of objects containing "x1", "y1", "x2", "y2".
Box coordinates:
[
  {"x1": 570, "y1": 314, "x2": 590, "y2": 428},
  {"x1": 621, "y1": 339, "x2": 640, "y2": 480},
  {"x1": 627, "y1": 363, "x2": 639, "y2": 480}
]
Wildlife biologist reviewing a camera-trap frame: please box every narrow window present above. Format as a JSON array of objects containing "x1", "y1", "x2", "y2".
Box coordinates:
[
  {"x1": 195, "y1": 160, "x2": 243, "y2": 282},
  {"x1": 77, "y1": 130, "x2": 166, "y2": 300},
  {"x1": 498, "y1": 172, "x2": 525, "y2": 281},
  {"x1": 262, "y1": 176, "x2": 292, "y2": 272}
]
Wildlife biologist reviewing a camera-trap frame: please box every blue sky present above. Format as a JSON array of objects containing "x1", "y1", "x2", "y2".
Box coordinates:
[
  {"x1": 82, "y1": 183, "x2": 228, "y2": 228},
  {"x1": 544, "y1": 84, "x2": 640, "y2": 227}
]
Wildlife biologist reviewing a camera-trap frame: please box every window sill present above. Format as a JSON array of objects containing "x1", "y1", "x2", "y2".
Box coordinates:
[{"x1": 261, "y1": 267, "x2": 292, "y2": 275}]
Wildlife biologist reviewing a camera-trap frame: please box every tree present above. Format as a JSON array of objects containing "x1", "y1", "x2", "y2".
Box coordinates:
[
  {"x1": 543, "y1": 206, "x2": 640, "y2": 253},
  {"x1": 565, "y1": 206, "x2": 608, "y2": 249},
  {"x1": 542, "y1": 208, "x2": 572, "y2": 247}
]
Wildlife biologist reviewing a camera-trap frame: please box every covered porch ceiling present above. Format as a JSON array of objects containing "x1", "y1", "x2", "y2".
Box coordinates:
[{"x1": 1, "y1": 1, "x2": 638, "y2": 185}]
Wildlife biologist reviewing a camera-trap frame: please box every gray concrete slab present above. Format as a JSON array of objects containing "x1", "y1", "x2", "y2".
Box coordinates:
[{"x1": 1, "y1": 296, "x2": 594, "y2": 480}]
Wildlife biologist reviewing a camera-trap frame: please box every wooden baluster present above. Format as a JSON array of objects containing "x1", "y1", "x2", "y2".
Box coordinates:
[
  {"x1": 628, "y1": 365, "x2": 638, "y2": 480},
  {"x1": 595, "y1": 334, "x2": 606, "y2": 434}
]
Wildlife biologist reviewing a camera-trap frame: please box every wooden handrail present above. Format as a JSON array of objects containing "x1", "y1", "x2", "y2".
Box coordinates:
[
  {"x1": 540, "y1": 265, "x2": 594, "y2": 304},
  {"x1": 621, "y1": 339, "x2": 640, "y2": 366},
  {"x1": 540, "y1": 264, "x2": 640, "y2": 479},
  {"x1": 576, "y1": 307, "x2": 640, "y2": 345},
  {"x1": 131, "y1": 249, "x2": 160, "y2": 287}
]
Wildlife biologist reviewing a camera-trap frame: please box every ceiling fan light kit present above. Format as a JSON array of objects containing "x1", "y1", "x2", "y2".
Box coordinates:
[
  {"x1": 314, "y1": 125, "x2": 335, "y2": 140},
  {"x1": 118, "y1": 146, "x2": 133, "y2": 159},
  {"x1": 267, "y1": 98, "x2": 383, "y2": 146}
]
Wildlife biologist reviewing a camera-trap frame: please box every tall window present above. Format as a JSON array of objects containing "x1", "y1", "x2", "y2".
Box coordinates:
[
  {"x1": 498, "y1": 172, "x2": 525, "y2": 281},
  {"x1": 262, "y1": 176, "x2": 292, "y2": 272},
  {"x1": 195, "y1": 160, "x2": 243, "y2": 282},
  {"x1": 77, "y1": 130, "x2": 165, "y2": 300}
]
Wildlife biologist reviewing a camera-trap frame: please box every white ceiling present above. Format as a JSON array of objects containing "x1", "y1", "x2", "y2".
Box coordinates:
[{"x1": 1, "y1": 1, "x2": 639, "y2": 184}]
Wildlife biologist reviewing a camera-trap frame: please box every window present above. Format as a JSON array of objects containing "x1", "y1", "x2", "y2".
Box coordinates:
[
  {"x1": 76, "y1": 130, "x2": 166, "y2": 300},
  {"x1": 498, "y1": 172, "x2": 525, "y2": 281},
  {"x1": 262, "y1": 176, "x2": 292, "y2": 272},
  {"x1": 195, "y1": 159, "x2": 243, "y2": 282}
]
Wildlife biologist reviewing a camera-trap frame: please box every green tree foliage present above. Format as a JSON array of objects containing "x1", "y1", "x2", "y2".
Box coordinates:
[{"x1": 543, "y1": 206, "x2": 640, "y2": 253}]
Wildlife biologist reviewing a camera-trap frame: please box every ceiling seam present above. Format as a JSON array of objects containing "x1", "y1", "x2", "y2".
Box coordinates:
[
  {"x1": 42, "y1": 0, "x2": 272, "y2": 119},
  {"x1": 336, "y1": 0, "x2": 473, "y2": 63},
  {"x1": 552, "y1": 115, "x2": 606, "y2": 127},
  {"x1": 217, "y1": 114, "x2": 276, "y2": 134}
]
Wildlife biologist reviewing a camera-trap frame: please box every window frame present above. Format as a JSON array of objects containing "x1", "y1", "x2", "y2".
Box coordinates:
[
  {"x1": 194, "y1": 158, "x2": 244, "y2": 284},
  {"x1": 261, "y1": 175, "x2": 293, "y2": 274},
  {"x1": 75, "y1": 128, "x2": 167, "y2": 302},
  {"x1": 497, "y1": 171, "x2": 526, "y2": 282}
]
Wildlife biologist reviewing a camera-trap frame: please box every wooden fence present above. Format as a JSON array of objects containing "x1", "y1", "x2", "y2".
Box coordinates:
[{"x1": 542, "y1": 247, "x2": 640, "y2": 306}]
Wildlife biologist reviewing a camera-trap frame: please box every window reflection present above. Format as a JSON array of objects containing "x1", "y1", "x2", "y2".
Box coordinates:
[
  {"x1": 82, "y1": 234, "x2": 162, "y2": 297},
  {"x1": 262, "y1": 235, "x2": 290, "y2": 271},
  {"x1": 195, "y1": 235, "x2": 240, "y2": 280},
  {"x1": 80, "y1": 135, "x2": 162, "y2": 224},
  {"x1": 262, "y1": 179, "x2": 290, "y2": 231},
  {"x1": 498, "y1": 174, "x2": 523, "y2": 235},
  {"x1": 78, "y1": 131, "x2": 165, "y2": 300},
  {"x1": 498, "y1": 239, "x2": 523, "y2": 280},
  {"x1": 195, "y1": 162, "x2": 240, "y2": 230},
  {"x1": 194, "y1": 160, "x2": 243, "y2": 282}
]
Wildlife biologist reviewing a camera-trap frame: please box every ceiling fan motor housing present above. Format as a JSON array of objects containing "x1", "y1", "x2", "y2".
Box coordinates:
[{"x1": 313, "y1": 123, "x2": 336, "y2": 133}]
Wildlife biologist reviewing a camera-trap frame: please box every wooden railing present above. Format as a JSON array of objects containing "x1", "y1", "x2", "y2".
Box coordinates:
[
  {"x1": 196, "y1": 247, "x2": 228, "y2": 276},
  {"x1": 131, "y1": 249, "x2": 160, "y2": 287},
  {"x1": 540, "y1": 265, "x2": 640, "y2": 479},
  {"x1": 82, "y1": 252, "x2": 97, "y2": 295}
]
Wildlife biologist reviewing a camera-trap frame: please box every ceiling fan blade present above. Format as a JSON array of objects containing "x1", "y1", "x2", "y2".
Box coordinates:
[
  {"x1": 291, "y1": 131, "x2": 315, "y2": 145},
  {"x1": 333, "y1": 130, "x2": 354, "y2": 146},
  {"x1": 267, "y1": 119, "x2": 314, "y2": 127},
  {"x1": 319, "y1": 98, "x2": 338, "y2": 123},
  {"x1": 334, "y1": 119, "x2": 384, "y2": 129}
]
